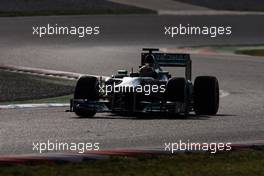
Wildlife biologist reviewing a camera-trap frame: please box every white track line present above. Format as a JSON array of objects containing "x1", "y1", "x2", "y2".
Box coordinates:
[
  {"x1": 0, "y1": 103, "x2": 70, "y2": 109},
  {"x1": 0, "y1": 90, "x2": 229, "y2": 110}
]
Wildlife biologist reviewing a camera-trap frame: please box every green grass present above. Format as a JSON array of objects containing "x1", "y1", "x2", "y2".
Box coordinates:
[
  {"x1": 185, "y1": 45, "x2": 264, "y2": 56},
  {"x1": 173, "y1": 0, "x2": 264, "y2": 11},
  {"x1": 0, "y1": 9, "x2": 155, "y2": 17},
  {"x1": 0, "y1": 70, "x2": 75, "y2": 103},
  {"x1": 0, "y1": 148, "x2": 263, "y2": 176},
  {"x1": 210, "y1": 46, "x2": 264, "y2": 56},
  {"x1": 235, "y1": 49, "x2": 264, "y2": 56}
]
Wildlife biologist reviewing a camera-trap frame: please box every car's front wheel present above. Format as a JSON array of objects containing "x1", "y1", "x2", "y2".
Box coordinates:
[
  {"x1": 74, "y1": 76, "x2": 99, "y2": 117},
  {"x1": 165, "y1": 77, "x2": 186, "y2": 102},
  {"x1": 194, "y1": 76, "x2": 219, "y2": 115}
]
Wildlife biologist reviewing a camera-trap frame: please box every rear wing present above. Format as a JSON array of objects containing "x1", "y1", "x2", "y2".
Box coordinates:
[
  {"x1": 141, "y1": 48, "x2": 192, "y2": 80},
  {"x1": 141, "y1": 53, "x2": 191, "y2": 67}
]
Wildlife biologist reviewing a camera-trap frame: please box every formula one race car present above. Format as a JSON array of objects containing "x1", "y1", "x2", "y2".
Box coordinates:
[{"x1": 70, "y1": 48, "x2": 219, "y2": 117}]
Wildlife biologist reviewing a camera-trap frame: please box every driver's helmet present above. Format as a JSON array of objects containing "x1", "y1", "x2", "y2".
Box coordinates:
[
  {"x1": 139, "y1": 54, "x2": 157, "y2": 78},
  {"x1": 144, "y1": 54, "x2": 155, "y2": 66}
]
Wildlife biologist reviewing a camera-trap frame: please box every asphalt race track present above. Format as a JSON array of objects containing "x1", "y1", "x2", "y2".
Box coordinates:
[{"x1": 0, "y1": 15, "x2": 264, "y2": 154}]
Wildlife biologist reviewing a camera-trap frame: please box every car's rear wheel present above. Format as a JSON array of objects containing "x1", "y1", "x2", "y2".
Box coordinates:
[
  {"x1": 194, "y1": 76, "x2": 219, "y2": 115},
  {"x1": 74, "y1": 76, "x2": 99, "y2": 117}
]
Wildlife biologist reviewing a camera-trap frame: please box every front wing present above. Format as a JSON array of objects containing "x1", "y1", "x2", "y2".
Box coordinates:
[{"x1": 70, "y1": 99, "x2": 188, "y2": 114}]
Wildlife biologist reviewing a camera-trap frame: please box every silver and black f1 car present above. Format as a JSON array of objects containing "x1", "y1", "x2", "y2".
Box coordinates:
[{"x1": 70, "y1": 48, "x2": 219, "y2": 117}]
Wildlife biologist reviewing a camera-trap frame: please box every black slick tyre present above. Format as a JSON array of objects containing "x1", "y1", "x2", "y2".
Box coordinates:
[
  {"x1": 74, "y1": 76, "x2": 99, "y2": 117},
  {"x1": 194, "y1": 76, "x2": 219, "y2": 115}
]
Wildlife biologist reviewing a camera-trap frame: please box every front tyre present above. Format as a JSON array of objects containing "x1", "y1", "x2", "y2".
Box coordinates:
[
  {"x1": 194, "y1": 76, "x2": 219, "y2": 115},
  {"x1": 165, "y1": 77, "x2": 186, "y2": 102},
  {"x1": 74, "y1": 76, "x2": 99, "y2": 117}
]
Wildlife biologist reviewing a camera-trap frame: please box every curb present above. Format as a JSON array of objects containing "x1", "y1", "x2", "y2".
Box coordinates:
[
  {"x1": 0, "y1": 64, "x2": 109, "y2": 81},
  {"x1": 0, "y1": 143, "x2": 263, "y2": 164},
  {"x1": 0, "y1": 64, "x2": 81, "y2": 80}
]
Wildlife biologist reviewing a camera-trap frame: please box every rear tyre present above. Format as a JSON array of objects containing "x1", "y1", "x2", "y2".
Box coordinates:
[
  {"x1": 194, "y1": 76, "x2": 219, "y2": 115},
  {"x1": 74, "y1": 76, "x2": 99, "y2": 117},
  {"x1": 165, "y1": 77, "x2": 186, "y2": 102}
]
